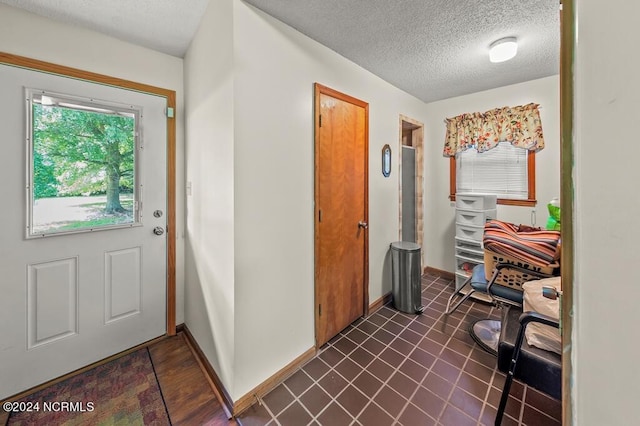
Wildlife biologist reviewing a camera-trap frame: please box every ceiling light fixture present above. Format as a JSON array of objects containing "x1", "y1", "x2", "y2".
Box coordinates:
[{"x1": 489, "y1": 37, "x2": 518, "y2": 63}]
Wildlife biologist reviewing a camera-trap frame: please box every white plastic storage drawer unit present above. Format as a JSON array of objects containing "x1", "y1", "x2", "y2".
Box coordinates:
[{"x1": 453, "y1": 193, "x2": 497, "y2": 291}]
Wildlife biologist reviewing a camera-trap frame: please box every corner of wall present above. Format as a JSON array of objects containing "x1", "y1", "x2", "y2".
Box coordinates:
[{"x1": 183, "y1": 0, "x2": 236, "y2": 398}]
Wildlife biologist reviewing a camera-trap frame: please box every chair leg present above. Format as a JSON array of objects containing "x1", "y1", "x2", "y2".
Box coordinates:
[
  {"x1": 469, "y1": 318, "x2": 501, "y2": 356},
  {"x1": 495, "y1": 321, "x2": 528, "y2": 425},
  {"x1": 470, "y1": 304, "x2": 513, "y2": 356},
  {"x1": 445, "y1": 277, "x2": 475, "y2": 315}
]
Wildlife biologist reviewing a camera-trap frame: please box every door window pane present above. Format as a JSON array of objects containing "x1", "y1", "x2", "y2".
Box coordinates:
[{"x1": 27, "y1": 90, "x2": 141, "y2": 237}]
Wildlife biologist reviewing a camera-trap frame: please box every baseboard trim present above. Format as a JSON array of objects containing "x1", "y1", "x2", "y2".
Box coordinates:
[
  {"x1": 424, "y1": 266, "x2": 456, "y2": 280},
  {"x1": 369, "y1": 292, "x2": 392, "y2": 313},
  {"x1": 233, "y1": 346, "x2": 316, "y2": 416},
  {"x1": 181, "y1": 325, "x2": 234, "y2": 419},
  {"x1": 181, "y1": 324, "x2": 317, "y2": 418}
]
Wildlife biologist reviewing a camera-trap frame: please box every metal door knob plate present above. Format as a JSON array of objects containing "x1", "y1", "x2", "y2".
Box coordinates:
[{"x1": 153, "y1": 226, "x2": 165, "y2": 236}]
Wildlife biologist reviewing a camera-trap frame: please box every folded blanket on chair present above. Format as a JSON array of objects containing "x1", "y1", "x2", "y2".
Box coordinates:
[{"x1": 483, "y1": 220, "x2": 561, "y2": 267}]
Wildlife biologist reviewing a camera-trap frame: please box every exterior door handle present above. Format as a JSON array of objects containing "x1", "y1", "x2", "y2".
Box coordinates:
[
  {"x1": 358, "y1": 221, "x2": 368, "y2": 229},
  {"x1": 153, "y1": 226, "x2": 165, "y2": 236}
]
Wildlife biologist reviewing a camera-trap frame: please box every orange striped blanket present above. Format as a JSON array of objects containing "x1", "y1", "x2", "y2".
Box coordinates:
[{"x1": 483, "y1": 220, "x2": 561, "y2": 267}]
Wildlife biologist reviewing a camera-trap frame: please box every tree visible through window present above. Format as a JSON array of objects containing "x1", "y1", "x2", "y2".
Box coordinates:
[{"x1": 28, "y1": 90, "x2": 140, "y2": 236}]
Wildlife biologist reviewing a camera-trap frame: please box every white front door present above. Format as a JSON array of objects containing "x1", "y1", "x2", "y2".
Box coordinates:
[{"x1": 0, "y1": 64, "x2": 167, "y2": 399}]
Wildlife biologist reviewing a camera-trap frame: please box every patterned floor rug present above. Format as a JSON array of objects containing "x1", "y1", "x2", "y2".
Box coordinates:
[{"x1": 6, "y1": 348, "x2": 171, "y2": 425}]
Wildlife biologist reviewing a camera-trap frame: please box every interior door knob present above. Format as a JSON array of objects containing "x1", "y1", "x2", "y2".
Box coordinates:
[
  {"x1": 358, "y1": 221, "x2": 368, "y2": 229},
  {"x1": 153, "y1": 226, "x2": 165, "y2": 236}
]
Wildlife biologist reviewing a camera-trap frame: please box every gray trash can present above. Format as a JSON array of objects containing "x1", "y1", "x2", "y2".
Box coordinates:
[{"x1": 390, "y1": 241, "x2": 424, "y2": 314}]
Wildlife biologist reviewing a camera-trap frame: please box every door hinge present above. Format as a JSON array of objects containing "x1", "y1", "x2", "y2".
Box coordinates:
[
  {"x1": 319, "y1": 114, "x2": 322, "y2": 127},
  {"x1": 318, "y1": 304, "x2": 321, "y2": 316}
]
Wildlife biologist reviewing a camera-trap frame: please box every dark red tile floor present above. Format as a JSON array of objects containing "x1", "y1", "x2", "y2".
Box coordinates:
[{"x1": 238, "y1": 272, "x2": 561, "y2": 426}]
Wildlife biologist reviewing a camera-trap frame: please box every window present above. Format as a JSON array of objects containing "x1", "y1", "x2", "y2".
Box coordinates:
[
  {"x1": 27, "y1": 89, "x2": 141, "y2": 237},
  {"x1": 449, "y1": 142, "x2": 536, "y2": 206}
]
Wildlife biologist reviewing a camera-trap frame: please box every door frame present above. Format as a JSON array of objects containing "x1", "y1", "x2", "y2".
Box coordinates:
[
  {"x1": 0, "y1": 52, "x2": 177, "y2": 336},
  {"x1": 398, "y1": 115, "x2": 424, "y2": 248},
  {"x1": 314, "y1": 83, "x2": 369, "y2": 347},
  {"x1": 559, "y1": 1, "x2": 574, "y2": 423}
]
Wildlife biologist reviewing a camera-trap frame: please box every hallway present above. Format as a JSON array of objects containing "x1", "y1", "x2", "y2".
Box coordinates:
[{"x1": 2, "y1": 271, "x2": 560, "y2": 426}]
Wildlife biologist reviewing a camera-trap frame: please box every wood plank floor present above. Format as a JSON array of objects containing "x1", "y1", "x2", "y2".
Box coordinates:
[
  {"x1": 149, "y1": 333, "x2": 234, "y2": 425},
  {"x1": 1, "y1": 332, "x2": 234, "y2": 426}
]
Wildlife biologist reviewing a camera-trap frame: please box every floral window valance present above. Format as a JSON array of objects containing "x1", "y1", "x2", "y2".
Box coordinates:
[{"x1": 442, "y1": 103, "x2": 545, "y2": 157}]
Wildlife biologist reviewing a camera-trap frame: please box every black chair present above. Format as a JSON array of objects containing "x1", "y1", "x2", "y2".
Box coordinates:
[
  {"x1": 474, "y1": 262, "x2": 556, "y2": 354},
  {"x1": 446, "y1": 261, "x2": 555, "y2": 356},
  {"x1": 495, "y1": 305, "x2": 561, "y2": 425}
]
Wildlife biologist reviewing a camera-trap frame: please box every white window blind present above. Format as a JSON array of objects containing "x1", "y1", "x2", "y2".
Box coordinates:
[{"x1": 456, "y1": 142, "x2": 528, "y2": 199}]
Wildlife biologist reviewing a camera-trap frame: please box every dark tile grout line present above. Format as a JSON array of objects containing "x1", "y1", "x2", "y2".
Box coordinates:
[
  {"x1": 420, "y1": 275, "x2": 488, "y2": 424},
  {"x1": 313, "y1": 312, "x2": 424, "y2": 424},
  {"x1": 270, "y1": 277, "x2": 439, "y2": 424},
  {"x1": 319, "y1": 275, "x2": 481, "y2": 425},
  {"x1": 346, "y1": 280, "x2": 475, "y2": 424},
  {"x1": 398, "y1": 285, "x2": 464, "y2": 424},
  {"x1": 416, "y1": 274, "x2": 559, "y2": 426},
  {"x1": 416, "y1": 277, "x2": 535, "y2": 425},
  {"x1": 345, "y1": 276, "x2": 458, "y2": 422},
  {"x1": 408, "y1": 275, "x2": 518, "y2": 425},
  {"x1": 452, "y1": 305, "x2": 523, "y2": 425},
  {"x1": 251, "y1": 273, "x2": 559, "y2": 426}
]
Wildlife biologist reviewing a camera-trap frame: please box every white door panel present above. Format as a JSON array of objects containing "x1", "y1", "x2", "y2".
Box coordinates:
[{"x1": 0, "y1": 64, "x2": 167, "y2": 399}]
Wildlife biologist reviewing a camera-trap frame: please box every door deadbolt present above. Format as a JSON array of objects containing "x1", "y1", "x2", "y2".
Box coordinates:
[
  {"x1": 153, "y1": 226, "x2": 165, "y2": 236},
  {"x1": 153, "y1": 210, "x2": 163, "y2": 218}
]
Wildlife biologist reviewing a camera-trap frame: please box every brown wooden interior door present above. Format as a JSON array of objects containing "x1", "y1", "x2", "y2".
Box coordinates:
[{"x1": 315, "y1": 83, "x2": 369, "y2": 347}]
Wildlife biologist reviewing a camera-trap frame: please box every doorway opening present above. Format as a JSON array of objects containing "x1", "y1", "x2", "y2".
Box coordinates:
[{"x1": 399, "y1": 115, "x2": 424, "y2": 249}]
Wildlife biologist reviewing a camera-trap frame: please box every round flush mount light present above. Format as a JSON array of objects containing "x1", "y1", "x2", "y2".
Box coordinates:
[{"x1": 489, "y1": 37, "x2": 518, "y2": 63}]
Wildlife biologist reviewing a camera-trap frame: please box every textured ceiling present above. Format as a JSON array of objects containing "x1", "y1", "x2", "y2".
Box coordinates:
[
  {"x1": 1, "y1": 0, "x2": 560, "y2": 103},
  {"x1": 0, "y1": 0, "x2": 209, "y2": 58},
  {"x1": 244, "y1": 0, "x2": 560, "y2": 103}
]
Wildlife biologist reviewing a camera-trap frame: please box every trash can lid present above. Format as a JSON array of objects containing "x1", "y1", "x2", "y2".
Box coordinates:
[{"x1": 390, "y1": 241, "x2": 421, "y2": 252}]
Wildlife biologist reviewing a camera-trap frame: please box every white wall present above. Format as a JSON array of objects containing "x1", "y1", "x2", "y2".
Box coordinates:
[
  {"x1": 230, "y1": 1, "x2": 428, "y2": 399},
  {"x1": 0, "y1": 4, "x2": 186, "y2": 323},
  {"x1": 573, "y1": 1, "x2": 640, "y2": 424},
  {"x1": 183, "y1": 0, "x2": 236, "y2": 396},
  {"x1": 422, "y1": 76, "x2": 560, "y2": 271}
]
